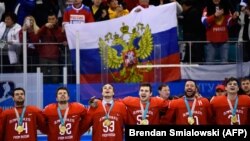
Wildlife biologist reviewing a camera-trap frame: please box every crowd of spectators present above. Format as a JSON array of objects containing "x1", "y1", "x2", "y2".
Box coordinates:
[{"x1": 0, "y1": 0, "x2": 249, "y2": 83}]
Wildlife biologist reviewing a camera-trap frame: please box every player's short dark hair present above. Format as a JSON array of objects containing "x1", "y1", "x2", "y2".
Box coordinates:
[
  {"x1": 12, "y1": 87, "x2": 25, "y2": 97},
  {"x1": 139, "y1": 83, "x2": 152, "y2": 92},
  {"x1": 158, "y1": 84, "x2": 169, "y2": 91},
  {"x1": 225, "y1": 77, "x2": 239, "y2": 86},
  {"x1": 56, "y1": 86, "x2": 69, "y2": 97}
]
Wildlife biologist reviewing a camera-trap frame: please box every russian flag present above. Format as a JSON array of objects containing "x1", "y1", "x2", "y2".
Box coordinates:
[{"x1": 65, "y1": 3, "x2": 181, "y2": 84}]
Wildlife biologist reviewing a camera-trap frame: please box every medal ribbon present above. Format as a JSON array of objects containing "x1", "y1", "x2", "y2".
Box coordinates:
[
  {"x1": 14, "y1": 107, "x2": 26, "y2": 126},
  {"x1": 140, "y1": 101, "x2": 150, "y2": 120},
  {"x1": 102, "y1": 101, "x2": 114, "y2": 119},
  {"x1": 57, "y1": 107, "x2": 69, "y2": 126},
  {"x1": 184, "y1": 96, "x2": 196, "y2": 117},
  {"x1": 227, "y1": 96, "x2": 238, "y2": 116}
]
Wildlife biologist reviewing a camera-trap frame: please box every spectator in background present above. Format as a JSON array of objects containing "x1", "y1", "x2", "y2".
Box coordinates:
[
  {"x1": 33, "y1": 0, "x2": 59, "y2": 27},
  {"x1": 210, "y1": 77, "x2": 250, "y2": 125},
  {"x1": 19, "y1": 15, "x2": 40, "y2": 72},
  {"x1": 130, "y1": 0, "x2": 155, "y2": 13},
  {"x1": 150, "y1": 0, "x2": 183, "y2": 15},
  {"x1": 34, "y1": 12, "x2": 67, "y2": 83},
  {"x1": 107, "y1": 0, "x2": 129, "y2": 19},
  {"x1": 201, "y1": 0, "x2": 239, "y2": 64},
  {"x1": 238, "y1": 0, "x2": 250, "y2": 61},
  {"x1": 0, "y1": 87, "x2": 46, "y2": 141},
  {"x1": 0, "y1": 12, "x2": 21, "y2": 73},
  {"x1": 63, "y1": 0, "x2": 94, "y2": 25},
  {"x1": 181, "y1": 0, "x2": 206, "y2": 63},
  {"x1": 124, "y1": 0, "x2": 139, "y2": 11},
  {"x1": 240, "y1": 77, "x2": 250, "y2": 95},
  {"x1": 90, "y1": 0, "x2": 109, "y2": 21},
  {"x1": 215, "y1": 84, "x2": 226, "y2": 96},
  {"x1": 2, "y1": 0, "x2": 17, "y2": 19},
  {"x1": 13, "y1": 0, "x2": 36, "y2": 25}
]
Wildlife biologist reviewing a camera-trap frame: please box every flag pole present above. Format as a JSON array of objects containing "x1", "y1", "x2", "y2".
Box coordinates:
[{"x1": 76, "y1": 31, "x2": 80, "y2": 102}]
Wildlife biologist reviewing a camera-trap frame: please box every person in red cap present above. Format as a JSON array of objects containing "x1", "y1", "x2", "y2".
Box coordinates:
[{"x1": 215, "y1": 84, "x2": 226, "y2": 96}]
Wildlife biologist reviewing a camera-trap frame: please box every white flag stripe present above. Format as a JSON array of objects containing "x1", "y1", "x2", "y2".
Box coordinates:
[{"x1": 65, "y1": 3, "x2": 177, "y2": 49}]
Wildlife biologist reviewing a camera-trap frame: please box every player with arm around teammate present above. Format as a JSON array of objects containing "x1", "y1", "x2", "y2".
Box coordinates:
[
  {"x1": 165, "y1": 80, "x2": 212, "y2": 125},
  {"x1": 122, "y1": 83, "x2": 169, "y2": 125}
]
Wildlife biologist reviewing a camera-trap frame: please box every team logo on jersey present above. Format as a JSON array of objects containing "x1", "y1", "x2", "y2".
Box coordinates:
[{"x1": 0, "y1": 81, "x2": 15, "y2": 103}]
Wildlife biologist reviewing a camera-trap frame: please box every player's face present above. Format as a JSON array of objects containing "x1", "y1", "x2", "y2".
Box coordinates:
[
  {"x1": 159, "y1": 86, "x2": 170, "y2": 100},
  {"x1": 13, "y1": 90, "x2": 25, "y2": 106},
  {"x1": 226, "y1": 81, "x2": 239, "y2": 95},
  {"x1": 184, "y1": 81, "x2": 196, "y2": 98},
  {"x1": 102, "y1": 84, "x2": 114, "y2": 98},
  {"x1": 241, "y1": 80, "x2": 250, "y2": 94},
  {"x1": 139, "y1": 86, "x2": 152, "y2": 103},
  {"x1": 56, "y1": 89, "x2": 69, "y2": 104}
]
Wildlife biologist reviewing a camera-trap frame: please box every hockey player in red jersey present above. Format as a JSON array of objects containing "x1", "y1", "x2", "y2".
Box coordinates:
[
  {"x1": 122, "y1": 83, "x2": 169, "y2": 125},
  {"x1": 0, "y1": 87, "x2": 46, "y2": 141},
  {"x1": 210, "y1": 77, "x2": 250, "y2": 125},
  {"x1": 82, "y1": 83, "x2": 127, "y2": 141},
  {"x1": 165, "y1": 80, "x2": 212, "y2": 125},
  {"x1": 43, "y1": 86, "x2": 87, "y2": 141}
]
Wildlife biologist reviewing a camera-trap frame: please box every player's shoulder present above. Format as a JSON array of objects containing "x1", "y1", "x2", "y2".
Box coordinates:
[
  {"x1": 238, "y1": 94, "x2": 250, "y2": 105},
  {"x1": 168, "y1": 97, "x2": 184, "y2": 107},
  {"x1": 114, "y1": 99, "x2": 126, "y2": 107},
  {"x1": 26, "y1": 105, "x2": 42, "y2": 112},
  {"x1": 122, "y1": 96, "x2": 139, "y2": 106},
  {"x1": 43, "y1": 103, "x2": 57, "y2": 112},
  {"x1": 210, "y1": 95, "x2": 227, "y2": 106},
  {"x1": 70, "y1": 102, "x2": 86, "y2": 109},
  {"x1": 1, "y1": 108, "x2": 13, "y2": 116}
]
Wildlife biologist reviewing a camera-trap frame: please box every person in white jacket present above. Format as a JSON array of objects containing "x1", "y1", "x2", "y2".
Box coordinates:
[
  {"x1": 238, "y1": 0, "x2": 250, "y2": 61},
  {"x1": 0, "y1": 12, "x2": 21, "y2": 73}
]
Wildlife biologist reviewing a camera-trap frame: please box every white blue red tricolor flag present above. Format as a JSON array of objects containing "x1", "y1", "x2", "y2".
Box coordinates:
[{"x1": 65, "y1": 3, "x2": 180, "y2": 84}]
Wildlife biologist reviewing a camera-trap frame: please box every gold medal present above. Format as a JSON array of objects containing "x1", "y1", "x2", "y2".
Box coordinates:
[
  {"x1": 231, "y1": 115, "x2": 238, "y2": 123},
  {"x1": 16, "y1": 125, "x2": 24, "y2": 134},
  {"x1": 103, "y1": 119, "x2": 111, "y2": 126},
  {"x1": 187, "y1": 117, "x2": 195, "y2": 125},
  {"x1": 59, "y1": 125, "x2": 67, "y2": 134},
  {"x1": 140, "y1": 119, "x2": 149, "y2": 125}
]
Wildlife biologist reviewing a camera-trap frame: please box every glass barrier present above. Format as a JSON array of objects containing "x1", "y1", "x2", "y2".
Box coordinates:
[{"x1": 0, "y1": 40, "x2": 249, "y2": 84}]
